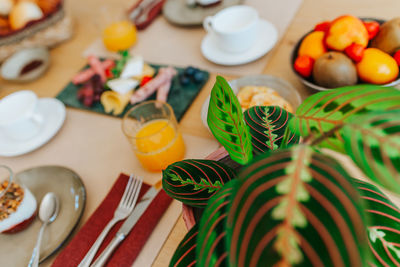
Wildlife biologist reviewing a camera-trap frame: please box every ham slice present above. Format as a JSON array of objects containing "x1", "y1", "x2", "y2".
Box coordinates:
[
  {"x1": 156, "y1": 80, "x2": 171, "y2": 102},
  {"x1": 88, "y1": 55, "x2": 107, "y2": 83},
  {"x1": 130, "y1": 66, "x2": 176, "y2": 104},
  {"x1": 72, "y1": 59, "x2": 114, "y2": 85}
]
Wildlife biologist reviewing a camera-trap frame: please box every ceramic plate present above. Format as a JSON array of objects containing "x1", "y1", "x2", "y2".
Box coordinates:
[
  {"x1": 163, "y1": 0, "x2": 243, "y2": 26},
  {"x1": 201, "y1": 19, "x2": 278, "y2": 66},
  {"x1": 201, "y1": 75, "x2": 302, "y2": 129},
  {"x1": 0, "y1": 98, "x2": 66, "y2": 157},
  {"x1": 0, "y1": 166, "x2": 86, "y2": 265}
]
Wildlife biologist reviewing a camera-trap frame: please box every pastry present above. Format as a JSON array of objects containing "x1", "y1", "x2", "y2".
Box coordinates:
[
  {"x1": 0, "y1": 0, "x2": 13, "y2": 16},
  {"x1": 237, "y1": 85, "x2": 294, "y2": 113},
  {"x1": 9, "y1": 1, "x2": 43, "y2": 30}
]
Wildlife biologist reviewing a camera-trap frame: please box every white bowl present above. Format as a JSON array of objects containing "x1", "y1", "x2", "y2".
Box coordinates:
[{"x1": 201, "y1": 74, "x2": 302, "y2": 129}]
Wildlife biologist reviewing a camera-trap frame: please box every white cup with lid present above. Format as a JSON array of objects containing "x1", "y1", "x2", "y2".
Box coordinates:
[
  {"x1": 0, "y1": 90, "x2": 43, "y2": 141},
  {"x1": 203, "y1": 5, "x2": 260, "y2": 53}
]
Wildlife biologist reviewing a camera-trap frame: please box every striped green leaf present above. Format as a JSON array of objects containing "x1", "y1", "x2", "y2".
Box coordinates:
[
  {"x1": 226, "y1": 145, "x2": 369, "y2": 267},
  {"x1": 207, "y1": 76, "x2": 253, "y2": 165},
  {"x1": 169, "y1": 223, "x2": 198, "y2": 267},
  {"x1": 243, "y1": 106, "x2": 299, "y2": 154},
  {"x1": 353, "y1": 178, "x2": 400, "y2": 267},
  {"x1": 288, "y1": 85, "x2": 400, "y2": 153},
  {"x1": 162, "y1": 159, "x2": 236, "y2": 208},
  {"x1": 196, "y1": 180, "x2": 239, "y2": 267},
  {"x1": 342, "y1": 110, "x2": 400, "y2": 194}
]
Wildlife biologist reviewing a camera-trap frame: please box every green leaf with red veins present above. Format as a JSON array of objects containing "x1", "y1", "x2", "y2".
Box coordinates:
[
  {"x1": 243, "y1": 105, "x2": 299, "y2": 154},
  {"x1": 226, "y1": 145, "x2": 369, "y2": 266},
  {"x1": 169, "y1": 223, "x2": 198, "y2": 267},
  {"x1": 288, "y1": 85, "x2": 400, "y2": 153},
  {"x1": 353, "y1": 178, "x2": 400, "y2": 267},
  {"x1": 162, "y1": 159, "x2": 236, "y2": 208},
  {"x1": 207, "y1": 76, "x2": 253, "y2": 165}
]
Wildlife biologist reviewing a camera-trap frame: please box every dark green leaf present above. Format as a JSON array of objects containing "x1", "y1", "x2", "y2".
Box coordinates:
[
  {"x1": 196, "y1": 180, "x2": 239, "y2": 267},
  {"x1": 342, "y1": 110, "x2": 400, "y2": 194},
  {"x1": 289, "y1": 85, "x2": 400, "y2": 153},
  {"x1": 207, "y1": 76, "x2": 253, "y2": 165},
  {"x1": 162, "y1": 159, "x2": 236, "y2": 208},
  {"x1": 243, "y1": 106, "x2": 299, "y2": 154},
  {"x1": 169, "y1": 223, "x2": 198, "y2": 267},
  {"x1": 353, "y1": 178, "x2": 400, "y2": 266},
  {"x1": 226, "y1": 145, "x2": 369, "y2": 267}
]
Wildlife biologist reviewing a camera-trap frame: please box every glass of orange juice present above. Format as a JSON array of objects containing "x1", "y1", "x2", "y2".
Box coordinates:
[
  {"x1": 102, "y1": 21, "x2": 137, "y2": 52},
  {"x1": 122, "y1": 100, "x2": 186, "y2": 172}
]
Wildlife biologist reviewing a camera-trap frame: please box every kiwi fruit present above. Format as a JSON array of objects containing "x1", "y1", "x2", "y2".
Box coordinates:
[
  {"x1": 371, "y1": 18, "x2": 400, "y2": 55},
  {"x1": 313, "y1": 52, "x2": 358, "y2": 88}
]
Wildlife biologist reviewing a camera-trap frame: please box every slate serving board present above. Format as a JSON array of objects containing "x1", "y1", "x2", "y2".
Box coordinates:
[{"x1": 56, "y1": 64, "x2": 209, "y2": 121}]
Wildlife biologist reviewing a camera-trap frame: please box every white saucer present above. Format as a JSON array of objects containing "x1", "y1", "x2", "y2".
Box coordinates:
[
  {"x1": 201, "y1": 19, "x2": 278, "y2": 66},
  {"x1": 0, "y1": 98, "x2": 66, "y2": 157}
]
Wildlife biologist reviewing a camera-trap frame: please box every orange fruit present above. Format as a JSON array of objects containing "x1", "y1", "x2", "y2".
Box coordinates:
[
  {"x1": 356, "y1": 48, "x2": 399, "y2": 84},
  {"x1": 298, "y1": 31, "x2": 327, "y2": 60},
  {"x1": 102, "y1": 21, "x2": 137, "y2": 52}
]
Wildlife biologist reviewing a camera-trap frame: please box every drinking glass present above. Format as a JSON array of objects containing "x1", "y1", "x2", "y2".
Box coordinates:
[{"x1": 122, "y1": 100, "x2": 186, "y2": 172}]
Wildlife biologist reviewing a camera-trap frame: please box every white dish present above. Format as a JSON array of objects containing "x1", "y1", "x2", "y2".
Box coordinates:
[
  {"x1": 0, "y1": 98, "x2": 66, "y2": 157},
  {"x1": 201, "y1": 19, "x2": 278, "y2": 66},
  {"x1": 201, "y1": 75, "x2": 302, "y2": 129}
]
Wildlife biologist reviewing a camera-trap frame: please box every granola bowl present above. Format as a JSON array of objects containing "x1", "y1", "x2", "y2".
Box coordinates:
[{"x1": 0, "y1": 165, "x2": 37, "y2": 234}]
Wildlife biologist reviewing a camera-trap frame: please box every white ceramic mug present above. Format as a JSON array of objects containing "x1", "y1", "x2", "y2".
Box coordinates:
[
  {"x1": 203, "y1": 5, "x2": 259, "y2": 53},
  {"x1": 0, "y1": 90, "x2": 43, "y2": 141}
]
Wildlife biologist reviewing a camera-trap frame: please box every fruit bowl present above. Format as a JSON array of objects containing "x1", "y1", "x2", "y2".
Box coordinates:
[{"x1": 291, "y1": 17, "x2": 400, "y2": 91}]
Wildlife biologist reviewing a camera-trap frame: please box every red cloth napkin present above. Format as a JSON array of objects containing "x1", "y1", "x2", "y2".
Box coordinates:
[{"x1": 52, "y1": 173, "x2": 172, "y2": 267}]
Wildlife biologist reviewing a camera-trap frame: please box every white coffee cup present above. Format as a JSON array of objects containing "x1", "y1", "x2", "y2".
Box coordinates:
[
  {"x1": 203, "y1": 5, "x2": 260, "y2": 53},
  {"x1": 0, "y1": 90, "x2": 43, "y2": 141}
]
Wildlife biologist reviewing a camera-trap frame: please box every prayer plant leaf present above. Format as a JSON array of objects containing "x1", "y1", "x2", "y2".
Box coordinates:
[
  {"x1": 162, "y1": 159, "x2": 236, "y2": 208},
  {"x1": 353, "y1": 178, "x2": 400, "y2": 267},
  {"x1": 169, "y1": 223, "x2": 198, "y2": 267},
  {"x1": 226, "y1": 145, "x2": 369, "y2": 267},
  {"x1": 288, "y1": 85, "x2": 400, "y2": 153},
  {"x1": 243, "y1": 105, "x2": 299, "y2": 154},
  {"x1": 196, "y1": 180, "x2": 239, "y2": 267},
  {"x1": 207, "y1": 76, "x2": 253, "y2": 165},
  {"x1": 342, "y1": 110, "x2": 400, "y2": 194}
]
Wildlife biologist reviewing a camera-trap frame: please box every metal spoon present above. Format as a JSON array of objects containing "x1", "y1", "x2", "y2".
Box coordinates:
[{"x1": 28, "y1": 192, "x2": 60, "y2": 267}]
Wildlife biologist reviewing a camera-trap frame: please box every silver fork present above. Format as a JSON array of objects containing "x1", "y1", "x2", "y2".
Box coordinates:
[{"x1": 78, "y1": 174, "x2": 143, "y2": 267}]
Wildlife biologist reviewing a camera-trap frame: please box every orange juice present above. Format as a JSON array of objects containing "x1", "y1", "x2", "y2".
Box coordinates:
[
  {"x1": 102, "y1": 21, "x2": 137, "y2": 52},
  {"x1": 134, "y1": 119, "x2": 185, "y2": 172}
]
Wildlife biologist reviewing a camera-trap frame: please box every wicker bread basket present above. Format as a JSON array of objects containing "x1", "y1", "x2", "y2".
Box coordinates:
[{"x1": 0, "y1": 5, "x2": 73, "y2": 63}]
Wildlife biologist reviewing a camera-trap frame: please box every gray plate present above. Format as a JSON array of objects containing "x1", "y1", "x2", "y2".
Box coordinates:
[
  {"x1": 0, "y1": 166, "x2": 86, "y2": 266},
  {"x1": 163, "y1": 0, "x2": 243, "y2": 26}
]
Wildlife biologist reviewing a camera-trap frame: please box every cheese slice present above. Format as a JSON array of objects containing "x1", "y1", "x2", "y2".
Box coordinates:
[
  {"x1": 107, "y1": 78, "x2": 139, "y2": 95},
  {"x1": 101, "y1": 90, "x2": 133, "y2": 115},
  {"x1": 120, "y1": 55, "x2": 144, "y2": 79}
]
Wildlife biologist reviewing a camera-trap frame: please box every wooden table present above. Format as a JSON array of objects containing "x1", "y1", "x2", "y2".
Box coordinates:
[{"x1": 1, "y1": 0, "x2": 400, "y2": 266}]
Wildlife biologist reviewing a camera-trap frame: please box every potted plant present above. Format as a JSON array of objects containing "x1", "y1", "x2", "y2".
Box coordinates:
[{"x1": 162, "y1": 76, "x2": 400, "y2": 266}]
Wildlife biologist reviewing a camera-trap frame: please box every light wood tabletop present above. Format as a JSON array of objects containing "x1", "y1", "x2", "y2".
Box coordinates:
[{"x1": 1, "y1": 0, "x2": 400, "y2": 266}]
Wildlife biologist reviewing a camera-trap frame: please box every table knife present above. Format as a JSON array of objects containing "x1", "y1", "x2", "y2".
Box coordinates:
[{"x1": 90, "y1": 187, "x2": 159, "y2": 267}]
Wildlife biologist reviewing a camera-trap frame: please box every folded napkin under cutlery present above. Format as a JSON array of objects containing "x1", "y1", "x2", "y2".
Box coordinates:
[{"x1": 52, "y1": 173, "x2": 172, "y2": 267}]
